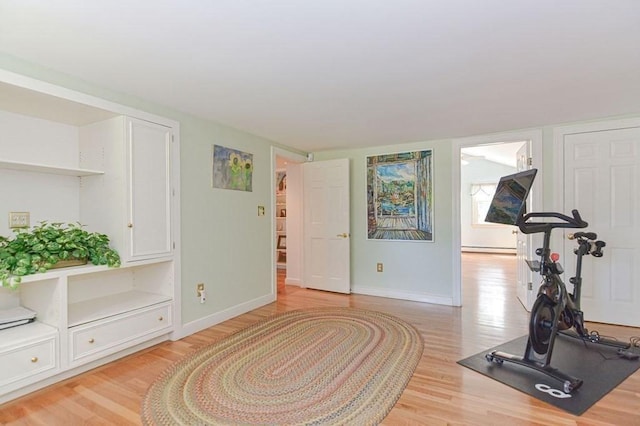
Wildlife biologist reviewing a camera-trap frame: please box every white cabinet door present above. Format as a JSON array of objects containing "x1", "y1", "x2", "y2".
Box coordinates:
[
  {"x1": 126, "y1": 117, "x2": 173, "y2": 261},
  {"x1": 80, "y1": 116, "x2": 173, "y2": 263}
]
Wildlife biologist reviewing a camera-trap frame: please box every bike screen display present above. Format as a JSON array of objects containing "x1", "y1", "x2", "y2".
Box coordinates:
[{"x1": 485, "y1": 169, "x2": 537, "y2": 225}]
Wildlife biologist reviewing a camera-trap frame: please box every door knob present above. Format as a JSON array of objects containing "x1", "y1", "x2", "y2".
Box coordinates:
[
  {"x1": 512, "y1": 230, "x2": 518, "y2": 234},
  {"x1": 336, "y1": 233, "x2": 350, "y2": 238}
]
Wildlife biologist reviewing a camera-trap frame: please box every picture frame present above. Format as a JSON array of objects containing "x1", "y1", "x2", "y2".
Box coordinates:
[
  {"x1": 280, "y1": 208, "x2": 287, "y2": 217},
  {"x1": 276, "y1": 171, "x2": 287, "y2": 194},
  {"x1": 277, "y1": 235, "x2": 287, "y2": 249},
  {"x1": 366, "y1": 149, "x2": 434, "y2": 241},
  {"x1": 212, "y1": 145, "x2": 253, "y2": 192}
]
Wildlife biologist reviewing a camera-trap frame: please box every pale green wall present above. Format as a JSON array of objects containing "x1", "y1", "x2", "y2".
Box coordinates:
[
  {"x1": 4, "y1": 53, "x2": 639, "y2": 325},
  {"x1": 0, "y1": 54, "x2": 280, "y2": 325},
  {"x1": 178, "y1": 117, "x2": 274, "y2": 322},
  {"x1": 314, "y1": 139, "x2": 455, "y2": 302}
]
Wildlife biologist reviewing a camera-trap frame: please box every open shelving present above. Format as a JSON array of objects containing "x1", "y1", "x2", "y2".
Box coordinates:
[{"x1": 0, "y1": 159, "x2": 104, "y2": 177}]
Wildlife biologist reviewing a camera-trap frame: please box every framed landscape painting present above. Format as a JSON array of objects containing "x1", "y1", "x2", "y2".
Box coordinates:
[{"x1": 366, "y1": 150, "x2": 433, "y2": 241}]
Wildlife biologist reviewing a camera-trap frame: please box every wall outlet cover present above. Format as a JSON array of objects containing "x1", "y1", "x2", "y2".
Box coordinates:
[{"x1": 9, "y1": 212, "x2": 30, "y2": 228}]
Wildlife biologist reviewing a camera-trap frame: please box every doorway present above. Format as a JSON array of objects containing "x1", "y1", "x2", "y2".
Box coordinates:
[
  {"x1": 273, "y1": 148, "x2": 306, "y2": 295},
  {"x1": 460, "y1": 142, "x2": 524, "y2": 253},
  {"x1": 453, "y1": 130, "x2": 543, "y2": 308}
]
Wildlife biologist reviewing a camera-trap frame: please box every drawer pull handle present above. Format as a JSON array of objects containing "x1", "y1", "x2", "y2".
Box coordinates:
[
  {"x1": 31, "y1": 357, "x2": 38, "y2": 363},
  {"x1": 88, "y1": 338, "x2": 95, "y2": 344},
  {"x1": 159, "y1": 316, "x2": 164, "y2": 321}
]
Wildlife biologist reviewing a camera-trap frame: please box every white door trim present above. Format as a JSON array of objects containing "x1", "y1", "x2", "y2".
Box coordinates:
[{"x1": 452, "y1": 129, "x2": 543, "y2": 307}]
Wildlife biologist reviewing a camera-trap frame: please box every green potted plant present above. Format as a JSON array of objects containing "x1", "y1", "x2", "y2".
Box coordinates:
[{"x1": 0, "y1": 222, "x2": 121, "y2": 289}]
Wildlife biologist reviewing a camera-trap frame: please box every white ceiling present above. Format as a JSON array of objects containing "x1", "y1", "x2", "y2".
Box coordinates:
[
  {"x1": 1, "y1": 1, "x2": 639, "y2": 153},
  {"x1": 461, "y1": 141, "x2": 525, "y2": 167}
]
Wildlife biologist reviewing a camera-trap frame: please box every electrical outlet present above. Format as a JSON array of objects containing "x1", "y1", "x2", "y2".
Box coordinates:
[
  {"x1": 197, "y1": 283, "x2": 205, "y2": 296},
  {"x1": 9, "y1": 212, "x2": 30, "y2": 228},
  {"x1": 376, "y1": 263, "x2": 383, "y2": 272}
]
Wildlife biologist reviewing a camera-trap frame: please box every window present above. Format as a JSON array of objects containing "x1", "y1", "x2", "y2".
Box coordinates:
[{"x1": 470, "y1": 183, "x2": 498, "y2": 226}]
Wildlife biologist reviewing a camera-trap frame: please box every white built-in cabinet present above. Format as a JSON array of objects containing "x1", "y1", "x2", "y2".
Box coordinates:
[
  {"x1": 80, "y1": 116, "x2": 173, "y2": 262},
  {"x1": 0, "y1": 72, "x2": 180, "y2": 403}
]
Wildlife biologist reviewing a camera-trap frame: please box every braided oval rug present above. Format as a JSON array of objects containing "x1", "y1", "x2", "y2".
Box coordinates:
[{"x1": 141, "y1": 307, "x2": 423, "y2": 425}]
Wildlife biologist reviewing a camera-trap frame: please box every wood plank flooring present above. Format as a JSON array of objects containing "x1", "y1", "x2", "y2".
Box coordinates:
[{"x1": 1, "y1": 253, "x2": 639, "y2": 425}]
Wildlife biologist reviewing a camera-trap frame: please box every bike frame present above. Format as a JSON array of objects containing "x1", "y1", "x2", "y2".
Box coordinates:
[{"x1": 486, "y1": 209, "x2": 630, "y2": 393}]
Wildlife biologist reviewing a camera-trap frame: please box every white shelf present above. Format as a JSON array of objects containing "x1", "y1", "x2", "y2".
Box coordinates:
[
  {"x1": 19, "y1": 264, "x2": 111, "y2": 283},
  {"x1": 0, "y1": 159, "x2": 103, "y2": 177},
  {"x1": 68, "y1": 290, "x2": 171, "y2": 328},
  {"x1": 18, "y1": 257, "x2": 172, "y2": 283}
]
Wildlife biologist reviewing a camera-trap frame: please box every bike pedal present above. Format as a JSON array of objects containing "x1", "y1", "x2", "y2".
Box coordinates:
[{"x1": 617, "y1": 349, "x2": 640, "y2": 360}]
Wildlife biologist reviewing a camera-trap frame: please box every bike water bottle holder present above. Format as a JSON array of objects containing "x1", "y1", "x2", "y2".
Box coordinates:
[{"x1": 549, "y1": 262, "x2": 563, "y2": 275}]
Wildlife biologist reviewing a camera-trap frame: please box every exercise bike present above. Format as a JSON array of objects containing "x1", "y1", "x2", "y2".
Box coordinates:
[{"x1": 485, "y1": 208, "x2": 636, "y2": 393}]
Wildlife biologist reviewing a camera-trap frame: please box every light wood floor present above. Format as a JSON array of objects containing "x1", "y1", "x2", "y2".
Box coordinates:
[{"x1": 1, "y1": 253, "x2": 639, "y2": 425}]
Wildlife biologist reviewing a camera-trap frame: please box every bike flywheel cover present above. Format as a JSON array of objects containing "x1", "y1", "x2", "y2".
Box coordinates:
[{"x1": 529, "y1": 294, "x2": 556, "y2": 355}]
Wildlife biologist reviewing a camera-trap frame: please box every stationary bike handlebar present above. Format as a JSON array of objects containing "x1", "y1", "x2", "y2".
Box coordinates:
[{"x1": 517, "y1": 209, "x2": 588, "y2": 235}]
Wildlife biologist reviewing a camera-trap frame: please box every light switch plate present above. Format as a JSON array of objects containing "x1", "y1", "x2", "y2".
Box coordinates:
[{"x1": 9, "y1": 212, "x2": 30, "y2": 228}]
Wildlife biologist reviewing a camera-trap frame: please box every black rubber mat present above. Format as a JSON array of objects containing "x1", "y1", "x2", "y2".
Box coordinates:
[{"x1": 458, "y1": 334, "x2": 640, "y2": 415}]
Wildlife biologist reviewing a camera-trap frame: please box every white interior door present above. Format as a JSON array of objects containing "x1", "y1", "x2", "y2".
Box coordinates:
[
  {"x1": 515, "y1": 142, "x2": 535, "y2": 311},
  {"x1": 563, "y1": 127, "x2": 640, "y2": 326},
  {"x1": 302, "y1": 159, "x2": 351, "y2": 293}
]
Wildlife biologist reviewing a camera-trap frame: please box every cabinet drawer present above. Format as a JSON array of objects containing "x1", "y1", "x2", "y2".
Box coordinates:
[
  {"x1": 0, "y1": 337, "x2": 56, "y2": 387},
  {"x1": 70, "y1": 303, "x2": 171, "y2": 362}
]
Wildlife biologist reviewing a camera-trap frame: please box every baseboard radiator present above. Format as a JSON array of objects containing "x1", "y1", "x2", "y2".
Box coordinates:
[{"x1": 461, "y1": 246, "x2": 516, "y2": 254}]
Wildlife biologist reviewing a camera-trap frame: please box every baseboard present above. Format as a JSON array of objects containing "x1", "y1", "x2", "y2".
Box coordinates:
[
  {"x1": 351, "y1": 285, "x2": 453, "y2": 306},
  {"x1": 176, "y1": 293, "x2": 275, "y2": 339},
  {"x1": 285, "y1": 277, "x2": 301, "y2": 286}
]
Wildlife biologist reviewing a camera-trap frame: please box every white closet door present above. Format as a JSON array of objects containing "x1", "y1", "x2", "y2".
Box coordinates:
[{"x1": 563, "y1": 127, "x2": 640, "y2": 326}]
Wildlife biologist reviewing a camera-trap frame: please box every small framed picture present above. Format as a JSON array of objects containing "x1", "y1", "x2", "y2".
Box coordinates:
[
  {"x1": 277, "y1": 235, "x2": 287, "y2": 249},
  {"x1": 280, "y1": 208, "x2": 287, "y2": 217},
  {"x1": 278, "y1": 251, "x2": 287, "y2": 263},
  {"x1": 276, "y1": 171, "x2": 287, "y2": 194}
]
